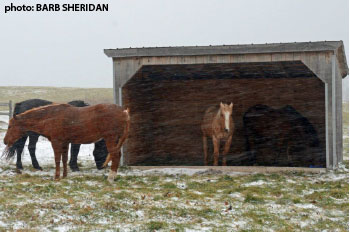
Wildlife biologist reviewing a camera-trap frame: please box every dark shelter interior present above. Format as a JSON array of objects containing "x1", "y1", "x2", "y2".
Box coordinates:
[{"x1": 122, "y1": 61, "x2": 326, "y2": 167}]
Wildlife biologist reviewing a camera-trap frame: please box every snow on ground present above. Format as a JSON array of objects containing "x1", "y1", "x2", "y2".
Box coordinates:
[
  {"x1": 0, "y1": 131, "x2": 95, "y2": 169},
  {"x1": 0, "y1": 130, "x2": 247, "y2": 178},
  {"x1": 0, "y1": 115, "x2": 9, "y2": 130},
  {"x1": 242, "y1": 179, "x2": 268, "y2": 187},
  {"x1": 0, "y1": 127, "x2": 348, "y2": 231}
]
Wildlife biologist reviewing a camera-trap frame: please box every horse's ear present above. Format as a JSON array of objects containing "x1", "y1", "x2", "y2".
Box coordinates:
[
  {"x1": 229, "y1": 102, "x2": 233, "y2": 108},
  {"x1": 220, "y1": 102, "x2": 224, "y2": 108}
]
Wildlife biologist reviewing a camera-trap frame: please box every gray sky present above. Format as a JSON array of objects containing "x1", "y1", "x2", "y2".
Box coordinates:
[{"x1": 0, "y1": 0, "x2": 348, "y2": 96}]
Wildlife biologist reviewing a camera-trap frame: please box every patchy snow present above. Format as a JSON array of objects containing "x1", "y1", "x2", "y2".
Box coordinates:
[
  {"x1": 0, "y1": 116, "x2": 9, "y2": 131},
  {"x1": 0, "y1": 132, "x2": 96, "y2": 169},
  {"x1": 117, "y1": 167, "x2": 247, "y2": 177},
  {"x1": 54, "y1": 225, "x2": 71, "y2": 232},
  {"x1": 0, "y1": 220, "x2": 7, "y2": 227},
  {"x1": 177, "y1": 182, "x2": 187, "y2": 189},
  {"x1": 302, "y1": 189, "x2": 315, "y2": 195},
  {"x1": 295, "y1": 203, "x2": 319, "y2": 209},
  {"x1": 12, "y1": 221, "x2": 26, "y2": 230},
  {"x1": 299, "y1": 220, "x2": 311, "y2": 228},
  {"x1": 0, "y1": 115, "x2": 9, "y2": 124},
  {"x1": 191, "y1": 191, "x2": 204, "y2": 195},
  {"x1": 242, "y1": 179, "x2": 267, "y2": 187},
  {"x1": 0, "y1": 127, "x2": 348, "y2": 231},
  {"x1": 229, "y1": 192, "x2": 244, "y2": 201},
  {"x1": 231, "y1": 220, "x2": 247, "y2": 228},
  {"x1": 317, "y1": 172, "x2": 348, "y2": 182},
  {"x1": 142, "y1": 168, "x2": 209, "y2": 176}
]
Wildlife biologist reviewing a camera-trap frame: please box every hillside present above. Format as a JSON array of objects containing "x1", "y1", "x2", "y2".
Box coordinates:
[{"x1": 0, "y1": 86, "x2": 114, "y2": 111}]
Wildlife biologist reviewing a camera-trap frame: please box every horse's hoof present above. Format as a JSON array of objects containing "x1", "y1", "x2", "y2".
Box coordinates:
[
  {"x1": 16, "y1": 165, "x2": 23, "y2": 170},
  {"x1": 96, "y1": 165, "x2": 105, "y2": 170},
  {"x1": 16, "y1": 168, "x2": 22, "y2": 174},
  {"x1": 34, "y1": 166, "x2": 43, "y2": 171},
  {"x1": 107, "y1": 170, "x2": 117, "y2": 183},
  {"x1": 70, "y1": 167, "x2": 80, "y2": 172}
]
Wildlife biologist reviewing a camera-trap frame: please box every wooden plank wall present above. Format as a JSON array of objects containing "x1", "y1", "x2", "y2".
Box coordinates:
[
  {"x1": 123, "y1": 77, "x2": 326, "y2": 167},
  {"x1": 113, "y1": 51, "x2": 341, "y2": 168}
]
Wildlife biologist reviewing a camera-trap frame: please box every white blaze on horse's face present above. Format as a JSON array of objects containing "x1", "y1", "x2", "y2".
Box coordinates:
[
  {"x1": 220, "y1": 102, "x2": 233, "y2": 132},
  {"x1": 224, "y1": 112, "x2": 230, "y2": 131}
]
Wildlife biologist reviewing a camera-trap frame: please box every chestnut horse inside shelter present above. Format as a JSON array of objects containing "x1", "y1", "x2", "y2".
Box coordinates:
[
  {"x1": 3, "y1": 103, "x2": 130, "y2": 183},
  {"x1": 201, "y1": 102, "x2": 234, "y2": 166}
]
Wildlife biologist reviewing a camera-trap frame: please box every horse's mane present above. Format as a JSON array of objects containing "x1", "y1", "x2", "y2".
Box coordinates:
[{"x1": 13, "y1": 103, "x2": 71, "y2": 119}]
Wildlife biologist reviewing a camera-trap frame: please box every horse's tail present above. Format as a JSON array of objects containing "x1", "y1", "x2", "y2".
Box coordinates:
[
  {"x1": 102, "y1": 109, "x2": 130, "y2": 167},
  {"x1": 2, "y1": 145, "x2": 17, "y2": 161}
]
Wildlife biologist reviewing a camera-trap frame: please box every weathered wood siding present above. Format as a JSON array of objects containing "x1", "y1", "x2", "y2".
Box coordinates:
[{"x1": 113, "y1": 51, "x2": 342, "y2": 168}]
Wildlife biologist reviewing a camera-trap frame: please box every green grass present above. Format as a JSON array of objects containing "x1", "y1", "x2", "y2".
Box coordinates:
[{"x1": 146, "y1": 221, "x2": 167, "y2": 231}]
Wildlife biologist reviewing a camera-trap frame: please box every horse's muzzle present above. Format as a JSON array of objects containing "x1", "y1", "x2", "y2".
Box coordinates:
[{"x1": 225, "y1": 129, "x2": 229, "y2": 133}]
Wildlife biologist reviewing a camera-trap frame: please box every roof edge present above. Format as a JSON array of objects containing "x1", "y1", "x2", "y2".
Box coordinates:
[
  {"x1": 104, "y1": 41, "x2": 348, "y2": 78},
  {"x1": 104, "y1": 41, "x2": 343, "y2": 57}
]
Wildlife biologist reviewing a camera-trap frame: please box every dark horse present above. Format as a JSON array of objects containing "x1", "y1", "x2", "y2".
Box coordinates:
[
  {"x1": 243, "y1": 104, "x2": 324, "y2": 167},
  {"x1": 12, "y1": 99, "x2": 108, "y2": 171},
  {"x1": 4, "y1": 103, "x2": 130, "y2": 182}
]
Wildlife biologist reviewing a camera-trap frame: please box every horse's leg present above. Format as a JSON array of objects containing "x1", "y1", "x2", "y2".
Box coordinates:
[
  {"x1": 69, "y1": 144, "x2": 81, "y2": 172},
  {"x1": 51, "y1": 142, "x2": 63, "y2": 180},
  {"x1": 15, "y1": 136, "x2": 27, "y2": 170},
  {"x1": 28, "y1": 135, "x2": 42, "y2": 170},
  {"x1": 93, "y1": 140, "x2": 108, "y2": 170},
  {"x1": 202, "y1": 136, "x2": 208, "y2": 165},
  {"x1": 62, "y1": 145, "x2": 69, "y2": 178},
  {"x1": 212, "y1": 136, "x2": 220, "y2": 166},
  {"x1": 222, "y1": 135, "x2": 232, "y2": 166},
  {"x1": 109, "y1": 151, "x2": 121, "y2": 183},
  {"x1": 105, "y1": 137, "x2": 120, "y2": 183}
]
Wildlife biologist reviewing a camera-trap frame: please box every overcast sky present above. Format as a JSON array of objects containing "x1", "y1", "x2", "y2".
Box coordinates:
[{"x1": 0, "y1": 0, "x2": 348, "y2": 97}]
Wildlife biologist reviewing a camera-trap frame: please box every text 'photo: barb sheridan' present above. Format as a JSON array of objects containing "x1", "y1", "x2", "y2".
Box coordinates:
[{"x1": 36, "y1": 4, "x2": 108, "y2": 12}]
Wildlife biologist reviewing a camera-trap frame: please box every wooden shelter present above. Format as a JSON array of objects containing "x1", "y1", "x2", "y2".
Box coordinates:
[{"x1": 104, "y1": 41, "x2": 348, "y2": 169}]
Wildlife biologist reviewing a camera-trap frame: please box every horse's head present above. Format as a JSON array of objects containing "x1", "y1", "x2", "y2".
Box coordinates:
[
  {"x1": 4, "y1": 116, "x2": 25, "y2": 148},
  {"x1": 220, "y1": 102, "x2": 233, "y2": 132}
]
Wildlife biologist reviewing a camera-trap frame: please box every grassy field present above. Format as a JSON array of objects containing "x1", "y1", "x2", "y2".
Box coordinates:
[{"x1": 0, "y1": 163, "x2": 348, "y2": 231}]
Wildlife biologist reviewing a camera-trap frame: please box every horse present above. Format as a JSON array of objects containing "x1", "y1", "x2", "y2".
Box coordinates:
[
  {"x1": 3, "y1": 103, "x2": 130, "y2": 183},
  {"x1": 243, "y1": 104, "x2": 323, "y2": 167},
  {"x1": 12, "y1": 99, "x2": 108, "y2": 172},
  {"x1": 201, "y1": 102, "x2": 234, "y2": 166}
]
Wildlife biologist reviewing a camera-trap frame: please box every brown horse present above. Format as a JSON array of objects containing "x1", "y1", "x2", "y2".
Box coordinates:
[
  {"x1": 201, "y1": 102, "x2": 234, "y2": 166},
  {"x1": 3, "y1": 103, "x2": 130, "y2": 183}
]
